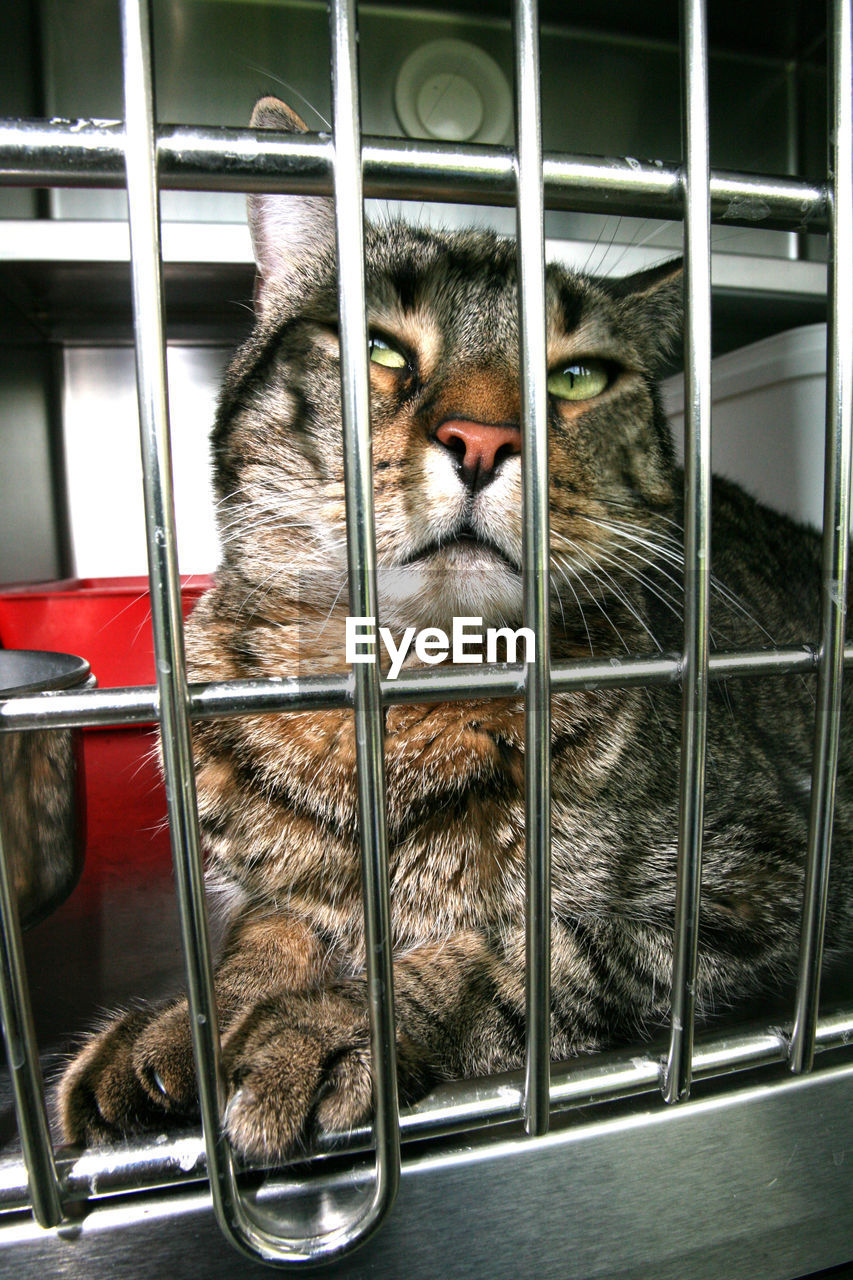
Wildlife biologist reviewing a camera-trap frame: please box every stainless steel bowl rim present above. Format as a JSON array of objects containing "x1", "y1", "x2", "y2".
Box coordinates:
[{"x1": 0, "y1": 650, "x2": 91, "y2": 697}]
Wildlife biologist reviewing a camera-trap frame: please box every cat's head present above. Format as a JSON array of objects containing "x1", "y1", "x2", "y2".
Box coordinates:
[{"x1": 213, "y1": 97, "x2": 681, "y2": 648}]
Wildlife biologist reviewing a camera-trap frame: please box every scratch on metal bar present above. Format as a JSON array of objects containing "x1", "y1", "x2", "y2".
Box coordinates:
[{"x1": 723, "y1": 196, "x2": 771, "y2": 222}]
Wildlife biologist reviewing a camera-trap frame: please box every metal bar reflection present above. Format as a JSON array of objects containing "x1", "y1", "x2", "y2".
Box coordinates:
[
  {"x1": 789, "y1": 0, "x2": 853, "y2": 1075},
  {"x1": 663, "y1": 0, "x2": 713, "y2": 1106},
  {"x1": 0, "y1": 811, "x2": 65, "y2": 1227},
  {"x1": 119, "y1": 0, "x2": 242, "y2": 1260},
  {"x1": 0, "y1": 118, "x2": 829, "y2": 230},
  {"x1": 512, "y1": 0, "x2": 552, "y2": 1139},
  {"x1": 0, "y1": 645, "x2": 844, "y2": 734},
  {"x1": 323, "y1": 0, "x2": 401, "y2": 1252}
]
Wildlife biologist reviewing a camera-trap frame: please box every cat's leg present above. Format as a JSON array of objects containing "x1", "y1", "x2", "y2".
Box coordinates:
[
  {"x1": 58, "y1": 910, "x2": 328, "y2": 1145},
  {"x1": 216, "y1": 912, "x2": 726, "y2": 1158},
  {"x1": 59, "y1": 923, "x2": 522, "y2": 1153},
  {"x1": 217, "y1": 984, "x2": 435, "y2": 1157}
]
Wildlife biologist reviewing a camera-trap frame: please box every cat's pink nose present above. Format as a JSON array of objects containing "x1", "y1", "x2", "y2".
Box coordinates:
[{"x1": 435, "y1": 418, "x2": 521, "y2": 489}]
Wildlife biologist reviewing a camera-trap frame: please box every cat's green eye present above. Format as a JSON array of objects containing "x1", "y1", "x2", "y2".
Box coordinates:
[
  {"x1": 547, "y1": 360, "x2": 609, "y2": 402},
  {"x1": 369, "y1": 336, "x2": 408, "y2": 369}
]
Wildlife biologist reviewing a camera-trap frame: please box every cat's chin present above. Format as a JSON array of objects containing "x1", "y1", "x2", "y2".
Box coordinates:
[{"x1": 377, "y1": 558, "x2": 524, "y2": 635}]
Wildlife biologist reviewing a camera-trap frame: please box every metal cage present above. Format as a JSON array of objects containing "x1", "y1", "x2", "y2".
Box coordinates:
[{"x1": 0, "y1": 0, "x2": 851, "y2": 1275}]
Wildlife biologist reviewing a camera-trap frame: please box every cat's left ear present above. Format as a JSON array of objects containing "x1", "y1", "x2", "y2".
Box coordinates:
[
  {"x1": 603, "y1": 258, "x2": 683, "y2": 374},
  {"x1": 248, "y1": 96, "x2": 336, "y2": 311}
]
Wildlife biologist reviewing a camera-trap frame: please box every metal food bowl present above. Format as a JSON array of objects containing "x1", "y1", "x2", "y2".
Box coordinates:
[{"x1": 0, "y1": 650, "x2": 90, "y2": 930}]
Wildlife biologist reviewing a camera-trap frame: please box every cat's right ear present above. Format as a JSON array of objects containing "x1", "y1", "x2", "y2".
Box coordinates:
[
  {"x1": 248, "y1": 97, "x2": 336, "y2": 312},
  {"x1": 603, "y1": 257, "x2": 683, "y2": 374}
]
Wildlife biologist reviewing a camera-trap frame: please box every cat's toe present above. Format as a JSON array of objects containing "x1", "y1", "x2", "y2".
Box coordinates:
[
  {"x1": 131, "y1": 1003, "x2": 199, "y2": 1118},
  {"x1": 222, "y1": 1029, "x2": 327, "y2": 1158},
  {"x1": 312, "y1": 1044, "x2": 373, "y2": 1139},
  {"x1": 221, "y1": 996, "x2": 372, "y2": 1160},
  {"x1": 58, "y1": 1008, "x2": 176, "y2": 1145}
]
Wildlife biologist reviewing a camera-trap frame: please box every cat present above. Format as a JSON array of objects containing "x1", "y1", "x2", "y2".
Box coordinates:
[{"x1": 58, "y1": 96, "x2": 853, "y2": 1159}]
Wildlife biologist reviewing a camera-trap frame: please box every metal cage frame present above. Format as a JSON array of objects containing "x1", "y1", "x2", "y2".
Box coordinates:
[{"x1": 0, "y1": 0, "x2": 851, "y2": 1272}]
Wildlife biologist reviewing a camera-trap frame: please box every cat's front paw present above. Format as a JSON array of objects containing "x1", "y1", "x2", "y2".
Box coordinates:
[
  {"x1": 220, "y1": 990, "x2": 373, "y2": 1160},
  {"x1": 60, "y1": 986, "x2": 435, "y2": 1161},
  {"x1": 58, "y1": 1001, "x2": 198, "y2": 1146}
]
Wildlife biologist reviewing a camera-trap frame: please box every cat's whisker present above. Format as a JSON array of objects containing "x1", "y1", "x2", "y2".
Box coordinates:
[
  {"x1": 550, "y1": 563, "x2": 594, "y2": 655},
  {"x1": 569, "y1": 515, "x2": 783, "y2": 651},
  {"x1": 590, "y1": 539, "x2": 740, "y2": 651},
  {"x1": 243, "y1": 63, "x2": 332, "y2": 130},
  {"x1": 585, "y1": 540, "x2": 684, "y2": 623},
  {"x1": 589, "y1": 501, "x2": 687, "y2": 538},
  {"x1": 314, "y1": 573, "x2": 351, "y2": 638},
  {"x1": 216, "y1": 500, "x2": 318, "y2": 533},
  {"x1": 233, "y1": 567, "x2": 290, "y2": 620},
  {"x1": 552, "y1": 550, "x2": 633, "y2": 655},
  {"x1": 218, "y1": 517, "x2": 317, "y2": 546},
  {"x1": 556, "y1": 528, "x2": 688, "y2": 607},
  {"x1": 556, "y1": 541, "x2": 664, "y2": 654},
  {"x1": 580, "y1": 219, "x2": 611, "y2": 276},
  {"x1": 601, "y1": 222, "x2": 674, "y2": 278},
  {"x1": 589, "y1": 215, "x2": 625, "y2": 279}
]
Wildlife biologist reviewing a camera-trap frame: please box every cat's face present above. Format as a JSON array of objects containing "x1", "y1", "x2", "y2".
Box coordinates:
[{"x1": 213, "y1": 98, "x2": 681, "y2": 646}]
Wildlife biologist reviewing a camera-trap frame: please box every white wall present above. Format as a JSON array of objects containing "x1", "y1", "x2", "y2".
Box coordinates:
[{"x1": 62, "y1": 346, "x2": 227, "y2": 577}]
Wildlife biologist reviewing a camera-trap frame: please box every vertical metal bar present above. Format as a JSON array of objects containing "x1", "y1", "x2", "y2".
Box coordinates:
[
  {"x1": 0, "y1": 814, "x2": 65, "y2": 1228},
  {"x1": 119, "y1": 0, "x2": 238, "y2": 1241},
  {"x1": 784, "y1": 60, "x2": 808, "y2": 262},
  {"x1": 512, "y1": 0, "x2": 552, "y2": 1137},
  {"x1": 328, "y1": 0, "x2": 401, "y2": 1234},
  {"x1": 123, "y1": 0, "x2": 398, "y2": 1264},
  {"x1": 789, "y1": 0, "x2": 853, "y2": 1075},
  {"x1": 662, "y1": 0, "x2": 713, "y2": 1106}
]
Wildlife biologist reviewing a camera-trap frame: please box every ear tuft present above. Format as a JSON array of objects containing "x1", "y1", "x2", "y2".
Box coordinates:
[{"x1": 248, "y1": 96, "x2": 335, "y2": 311}]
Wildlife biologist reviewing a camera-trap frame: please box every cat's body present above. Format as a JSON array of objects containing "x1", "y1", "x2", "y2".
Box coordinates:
[{"x1": 59, "y1": 99, "x2": 853, "y2": 1158}]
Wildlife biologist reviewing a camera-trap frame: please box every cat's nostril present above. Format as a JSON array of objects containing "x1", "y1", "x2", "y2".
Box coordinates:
[
  {"x1": 439, "y1": 429, "x2": 467, "y2": 461},
  {"x1": 494, "y1": 440, "x2": 517, "y2": 468},
  {"x1": 435, "y1": 418, "x2": 521, "y2": 488}
]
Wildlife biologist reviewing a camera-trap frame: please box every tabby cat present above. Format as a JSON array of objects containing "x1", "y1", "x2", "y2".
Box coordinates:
[{"x1": 59, "y1": 98, "x2": 853, "y2": 1158}]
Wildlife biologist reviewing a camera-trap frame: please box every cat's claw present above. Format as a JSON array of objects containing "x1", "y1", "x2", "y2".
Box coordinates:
[{"x1": 149, "y1": 1068, "x2": 170, "y2": 1100}]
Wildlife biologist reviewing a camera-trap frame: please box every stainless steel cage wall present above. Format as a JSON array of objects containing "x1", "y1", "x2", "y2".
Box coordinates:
[{"x1": 0, "y1": 0, "x2": 851, "y2": 1273}]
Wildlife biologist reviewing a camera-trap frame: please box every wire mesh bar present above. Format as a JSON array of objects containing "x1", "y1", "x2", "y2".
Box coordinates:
[
  {"x1": 663, "y1": 0, "x2": 713, "y2": 1106},
  {"x1": 119, "y1": 0, "x2": 401, "y2": 1264},
  {"x1": 512, "y1": 0, "x2": 552, "y2": 1139},
  {"x1": 0, "y1": 813, "x2": 65, "y2": 1227},
  {"x1": 0, "y1": 118, "x2": 829, "y2": 230},
  {"x1": 322, "y1": 0, "x2": 401, "y2": 1252},
  {"x1": 119, "y1": 0, "x2": 251, "y2": 1263},
  {"x1": 1, "y1": 645, "x2": 846, "y2": 734},
  {"x1": 788, "y1": 0, "x2": 853, "y2": 1075}
]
